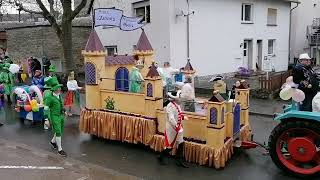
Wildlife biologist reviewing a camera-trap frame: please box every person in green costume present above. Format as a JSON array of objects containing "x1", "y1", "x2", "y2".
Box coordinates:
[
  {"x1": 44, "y1": 77, "x2": 67, "y2": 157},
  {"x1": 0, "y1": 63, "x2": 14, "y2": 104},
  {"x1": 48, "y1": 65, "x2": 56, "y2": 77},
  {"x1": 129, "y1": 65, "x2": 144, "y2": 93}
]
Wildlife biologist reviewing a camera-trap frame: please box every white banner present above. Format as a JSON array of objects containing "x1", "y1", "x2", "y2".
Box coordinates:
[
  {"x1": 94, "y1": 8, "x2": 123, "y2": 27},
  {"x1": 94, "y1": 8, "x2": 143, "y2": 31},
  {"x1": 120, "y1": 16, "x2": 143, "y2": 31}
]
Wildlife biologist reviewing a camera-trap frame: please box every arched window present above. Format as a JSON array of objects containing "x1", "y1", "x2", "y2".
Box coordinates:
[
  {"x1": 147, "y1": 83, "x2": 153, "y2": 97},
  {"x1": 115, "y1": 67, "x2": 129, "y2": 92},
  {"x1": 210, "y1": 107, "x2": 217, "y2": 125},
  {"x1": 85, "y1": 62, "x2": 96, "y2": 85},
  {"x1": 221, "y1": 107, "x2": 225, "y2": 124},
  {"x1": 233, "y1": 104, "x2": 241, "y2": 135}
]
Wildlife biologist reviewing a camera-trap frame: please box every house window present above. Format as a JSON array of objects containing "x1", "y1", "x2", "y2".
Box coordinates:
[
  {"x1": 267, "y1": 8, "x2": 277, "y2": 26},
  {"x1": 85, "y1": 62, "x2": 97, "y2": 85},
  {"x1": 133, "y1": 0, "x2": 150, "y2": 23},
  {"x1": 241, "y1": 3, "x2": 253, "y2": 23},
  {"x1": 115, "y1": 67, "x2": 129, "y2": 92},
  {"x1": 105, "y1": 46, "x2": 118, "y2": 56},
  {"x1": 268, "y1": 39, "x2": 276, "y2": 55}
]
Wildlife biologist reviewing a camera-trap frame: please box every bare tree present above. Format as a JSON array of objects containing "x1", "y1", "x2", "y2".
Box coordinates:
[{"x1": 11, "y1": 0, "x2": 88, "y2": 73}]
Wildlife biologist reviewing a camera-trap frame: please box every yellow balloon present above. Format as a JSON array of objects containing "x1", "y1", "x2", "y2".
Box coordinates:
[{"x1": 279, "y1": 87, "x2": 294, "y2": 100}]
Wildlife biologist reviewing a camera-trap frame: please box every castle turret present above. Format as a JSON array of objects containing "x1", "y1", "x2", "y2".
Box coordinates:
[
  {"x1": 82, "y1": 30, "x2": 107, "y2": 109},
  {"x1": 133, "y1": 30, "x2": 154, "y2": 77},
  {"x1": 206, "y1": 91, "x2": 226, "y2": 149},
  {"x1": 144, "y1": 63, "x2": 163, "y2": 117},
  {"x1": 182, "y1": 59, "x2": 196, "y2": 97}
]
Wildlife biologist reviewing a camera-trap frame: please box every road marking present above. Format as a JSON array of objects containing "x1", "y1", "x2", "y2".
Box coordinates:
[{"x1": 0, "y1": 166, "x2": 64, "y2": 170}]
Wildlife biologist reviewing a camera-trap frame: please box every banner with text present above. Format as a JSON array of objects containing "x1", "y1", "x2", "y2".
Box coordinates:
[{"x1": 94, "y1": 8, "x2": 144, "y2": 31}]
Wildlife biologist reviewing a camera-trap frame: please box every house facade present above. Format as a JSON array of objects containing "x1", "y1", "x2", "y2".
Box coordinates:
[
  {"x1": 92, "y1": 0, "x2": 296, "y2": 76},
  {"x1": 291, "y1": 0, "x2": 320, "y2": 64}
]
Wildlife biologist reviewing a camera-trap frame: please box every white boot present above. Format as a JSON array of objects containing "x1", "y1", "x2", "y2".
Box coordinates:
[{"x1": 56, "y1": 137, "x2": 67, "y2": 157}]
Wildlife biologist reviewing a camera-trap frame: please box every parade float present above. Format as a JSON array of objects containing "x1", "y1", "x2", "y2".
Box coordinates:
[
  {"x1": 79, "y1": 30, "x2": 252, "y2": 169},
  {"x1": 13, "y1": 85, "x2": 44, "y2": 123}
]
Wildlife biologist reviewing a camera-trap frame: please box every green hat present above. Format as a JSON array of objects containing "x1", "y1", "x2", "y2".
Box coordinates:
[
  {"x1": 3, "y1": 63, "x2": 10, "y2": 71},
  {"x1": 44, "y1": 76, "x2": 62, "y2": 91},
  {"x1": 48, "y1": 65, "x2": 56, "y2": 72}
]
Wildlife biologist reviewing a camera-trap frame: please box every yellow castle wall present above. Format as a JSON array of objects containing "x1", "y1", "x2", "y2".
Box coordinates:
[
  {"x1": 100, "y1": 89, "x2": 146, "y2": 115},
  {"x1": 183, "y1": 112, "x2": 207, "y2": 141},
  {"x1": 100, "y1": 65, "x2": 135, "y2": 91}
]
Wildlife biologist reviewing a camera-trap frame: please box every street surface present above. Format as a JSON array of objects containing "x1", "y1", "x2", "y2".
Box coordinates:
[{"x1": 0, "y1": 106, "x2": 318, "y2": 180}]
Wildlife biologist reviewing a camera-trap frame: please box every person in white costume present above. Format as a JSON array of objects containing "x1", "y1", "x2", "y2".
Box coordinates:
[
  {"x1": 64, "y1": 71, "x2": 82, "y2": 116},
  {"x1": 180, "y1": 76, "x2": 195, "y2": 112},
  {"x1": 158, "y1": 90, "x2": 189, "y2": 168}
]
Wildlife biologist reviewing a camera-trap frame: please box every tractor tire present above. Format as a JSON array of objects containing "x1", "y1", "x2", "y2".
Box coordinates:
[{"x1": 268, "y1": 119, "x2": 320, "y2": 178}]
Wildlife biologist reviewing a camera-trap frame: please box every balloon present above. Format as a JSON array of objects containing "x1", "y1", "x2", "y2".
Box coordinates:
[
  {"x1": 32, "y1": 107, "x2": 39, "y2": 112},
  {"x1": 292, "y1": 89, "x2": 305, "y2": 103},
  {"x1": 279, "y1": 87, "x2": 294, "y2": 100},
  {"x1": 30, "y1": 99, "x2": 39, "y2": 112},
  {"x1": 24, "y1": 105, "x2": 32, "y2": 112},
  {"x1": 9, "y1": 64, "x2": 20, "y2": 74},
  {"x1": 286, "y1": 76, "x2": 293, "y2": 83}
]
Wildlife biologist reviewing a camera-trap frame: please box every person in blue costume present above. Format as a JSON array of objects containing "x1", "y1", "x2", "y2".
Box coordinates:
[{"x1": 32, "y1": 70, "x2": 45, "y2": 91}]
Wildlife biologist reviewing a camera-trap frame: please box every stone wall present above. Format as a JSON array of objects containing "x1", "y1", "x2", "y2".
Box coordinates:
[{"x1": 6, "y1": 25, "x2": 91, "y2": 71}]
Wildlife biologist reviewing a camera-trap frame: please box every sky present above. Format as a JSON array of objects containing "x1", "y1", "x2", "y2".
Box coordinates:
[{"x1": 2, "y1": 0, "x2": 75, "y2": 14}]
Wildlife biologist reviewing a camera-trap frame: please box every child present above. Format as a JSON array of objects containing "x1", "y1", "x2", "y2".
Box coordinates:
[{"x1": 64, "y1": 71, "x2": 82, "y2": 116}]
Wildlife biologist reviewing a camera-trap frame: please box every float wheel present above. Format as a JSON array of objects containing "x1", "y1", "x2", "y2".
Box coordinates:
[{"x1": 268, "y1": 120, "x2": 320, "y2": 178}]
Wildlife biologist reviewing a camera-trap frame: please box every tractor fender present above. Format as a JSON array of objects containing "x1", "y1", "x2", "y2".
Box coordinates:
[{"x1": 274, "y1": 110, "x2": 320, "y2": 123}]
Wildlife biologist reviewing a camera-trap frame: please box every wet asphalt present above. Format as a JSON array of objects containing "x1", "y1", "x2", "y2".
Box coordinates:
[{"x1": 0, "y1": 106, "x2": 315, "y2": 180}]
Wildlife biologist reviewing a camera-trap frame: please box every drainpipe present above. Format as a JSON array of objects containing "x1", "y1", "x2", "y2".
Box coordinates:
[{"x1": 289, "y1": 2, "x2": 300, "y2": 65}]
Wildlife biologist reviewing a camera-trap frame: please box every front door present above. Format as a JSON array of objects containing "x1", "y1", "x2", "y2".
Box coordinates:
[{"x1": 243, "y1": 40, "x2": 249, "y2": 68}]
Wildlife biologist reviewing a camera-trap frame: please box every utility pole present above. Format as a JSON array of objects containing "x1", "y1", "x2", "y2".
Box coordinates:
[{"x1": 185, "y1": 0, "x2": 194, "y2": 60}]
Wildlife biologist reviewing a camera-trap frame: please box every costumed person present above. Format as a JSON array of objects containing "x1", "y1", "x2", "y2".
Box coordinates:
[
  {"x1": 158, "y1": 62, "x2": 180, "y2": 99},
  {"x1": 293, "y1": 53, "x2": 319, "y2": 111},
  {"x1": 44, "y1": 77, "x2": 67, "y2": 156},
  {"x1": 180, "y1": 76, "x2": 195, "y2": 112},
  {"x1": 209, "y1": 75, "x2": 228, "y2": 99},
  {"x1": 31, "y1": 58, "x2": 41, "y2": 77},
  {"x1": 42, "y1": 56, "x2": 51, "y2": 76},
  {"x1": 129, "y1": 61, "x2": 144, "y2": 93},
  {"x1": 32, "y1": 70, "x2": 45, "y2": 91},
  {"x1": 42, "y1": 76, "x2": 56, "y2": 130},
  {"x1": 64, "y1": 71, "x2": 82, "y2": 116},
  {"x1": 0, "y1": 63, "x2": 15, "y2": 104},
  {"x1": 158, "y1": 90, "x2": 189, "y2": 168},
  {"x1": 0, "y1": 84, "x2": 4, "y2": 127},
  {"x1": 3, "y1": 56, "x2": 13, "y2": 64}
]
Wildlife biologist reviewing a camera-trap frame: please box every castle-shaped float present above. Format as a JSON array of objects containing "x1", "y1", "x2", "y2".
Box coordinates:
[{"x1": 80, "y1": 30, "x2": 252, "y2": 169}]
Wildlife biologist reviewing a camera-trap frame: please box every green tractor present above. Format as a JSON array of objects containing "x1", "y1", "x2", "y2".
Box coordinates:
[{"x1": 270, "y1": 101, "x2": 320, "y2": 178}]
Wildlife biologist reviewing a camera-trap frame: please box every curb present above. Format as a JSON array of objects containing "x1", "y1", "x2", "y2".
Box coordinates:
[{"x1": 249, "y1": 111, "x2": 274, "y2": 118}]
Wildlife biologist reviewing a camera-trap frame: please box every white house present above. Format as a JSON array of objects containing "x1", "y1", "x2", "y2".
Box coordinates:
[
  {"x1": 290, "y1": 0, "x2": 320, "y2": 64},
  {"x1": 91, "y1": 0, "x2": 297, "y2": 76}
]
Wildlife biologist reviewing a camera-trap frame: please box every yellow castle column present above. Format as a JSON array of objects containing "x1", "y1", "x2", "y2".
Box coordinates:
[
  {"x1": 144, "y1": 63, "x2": 163, "y2": 118},
  {"x1": 133, "y1": 30, "x2": 154, "y2": 77},
  {"x1": 206, "y1": 92, "x2": 226, "y2": 149},
  {"x1": 82, "y1": 30, "x2": 107, "y2": 109},
  {"x1": 235, "y1": 84, "x2": 250, "y2": 127}
]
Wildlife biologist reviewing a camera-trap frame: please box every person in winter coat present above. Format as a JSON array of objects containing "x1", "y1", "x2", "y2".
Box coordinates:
[{"x1": 293, "y1": 53, "x2": 319, "y2": 111}]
